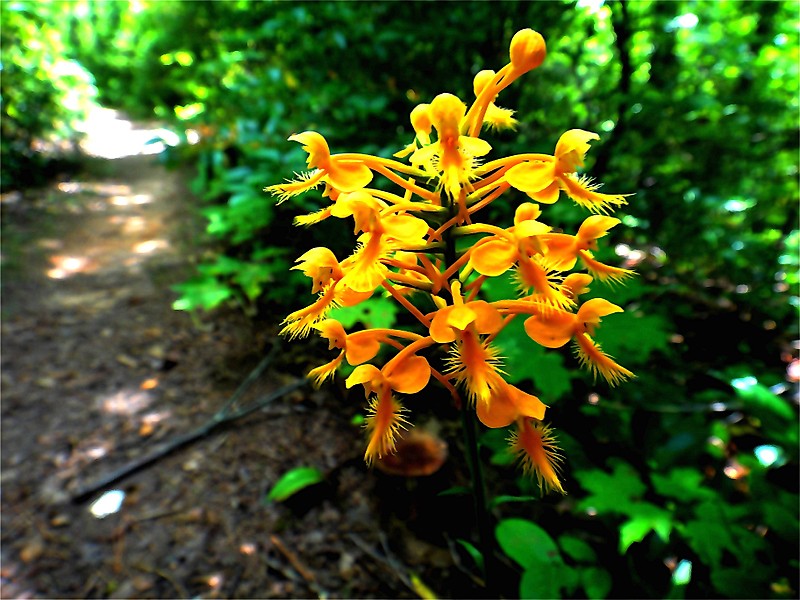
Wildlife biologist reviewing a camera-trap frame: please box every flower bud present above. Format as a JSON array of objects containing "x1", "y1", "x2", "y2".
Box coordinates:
[
  {"x1": 509, "y1": 29, "x2": 546, "y2": 73},
  {"x1": 473, "y1": 69, "x2": 496, "y2": 97}
]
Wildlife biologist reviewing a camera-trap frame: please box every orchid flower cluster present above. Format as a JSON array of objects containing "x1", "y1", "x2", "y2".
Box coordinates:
[{"x1": 265, "y1": 29, "x2": 634, "y2": 494}]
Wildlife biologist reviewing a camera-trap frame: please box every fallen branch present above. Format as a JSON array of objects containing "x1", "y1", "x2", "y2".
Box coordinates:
[{"x1": 72, "y1": 348, "x2": 309, "y2": 504}]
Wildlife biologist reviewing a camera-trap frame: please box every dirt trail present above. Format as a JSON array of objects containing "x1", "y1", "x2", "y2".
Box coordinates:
[{"x1": 0, "y1": 118, "x2": 462, "y2": 598}]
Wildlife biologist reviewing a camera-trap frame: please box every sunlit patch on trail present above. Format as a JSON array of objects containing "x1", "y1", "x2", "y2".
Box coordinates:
[
  {"x1": 133, "y1": 239, "x2": 170, "y2": 254},
  {"x1": 77, "y1": 106, "x2": 180, "y2": 160},
  {"x1": 46, "y1": 255, "x2": 92, "y2": 279},
  {"x1": 100, "y1": 388, "x2": 155, "y2": 415}
]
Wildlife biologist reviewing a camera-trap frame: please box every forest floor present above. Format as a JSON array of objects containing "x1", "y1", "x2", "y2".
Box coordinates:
[{"x1": 0, "y1": 114, "x2": 479, "y2": 599}]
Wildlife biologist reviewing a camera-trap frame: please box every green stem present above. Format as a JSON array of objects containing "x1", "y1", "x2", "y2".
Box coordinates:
[{"x1": 443, "y1": 193, "x2": 496, "y2": 592}]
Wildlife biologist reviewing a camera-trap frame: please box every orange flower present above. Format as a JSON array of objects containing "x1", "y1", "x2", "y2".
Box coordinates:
[
  {"x1": 410, "y1": 93, "x2": 492, "y2": 199},
  {"x1": 265, "y1": 131, "x2": 373, "y2": 201},
  {"x1": 430, "y1": 282, "x2": 507, "y2": 404},
  {"x1": 346, "y1": 355, "x2": 432, "y2": 464},
  {"x1": 292, "y1": 247, "x2": 343, "y2": 293},
  {"x1": 469, "y1": 202, "x2": 550, "y2": 277},
  {"x1": 522, "y1": 298, "x2": 634, "y2": 386},
  {"x1": 332, "y1": 191, "x2": 430, "y2": 294},
  {"x1": 472, "y1": 70, "x2": 517, "y2": 132},
  {"x1": 538, "y1": 216, "x2": 635, "y2": 283},
  {"x1": 395, "y1": 103, "x2": 433, "y2": 158},
  {"x1": 504, "y1": 130, "x2": 628, "y2": 213}
]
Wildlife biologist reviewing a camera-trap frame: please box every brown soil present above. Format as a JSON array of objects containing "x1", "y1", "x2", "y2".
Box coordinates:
[{"x1": 0, "y1": 150, "x2": 478, "y2": 599}]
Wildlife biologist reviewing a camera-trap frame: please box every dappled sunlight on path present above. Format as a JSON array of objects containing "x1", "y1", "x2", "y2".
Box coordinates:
[{"x1": 76, "y1": 106, "x2": 183, "y2": 160}]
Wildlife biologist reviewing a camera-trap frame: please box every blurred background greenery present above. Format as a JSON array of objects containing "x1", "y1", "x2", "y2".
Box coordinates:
[{"x1": 3, "y1": 0, "x2": 798, "y2": 597}]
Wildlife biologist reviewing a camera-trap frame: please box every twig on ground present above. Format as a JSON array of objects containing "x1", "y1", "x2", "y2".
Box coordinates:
[
  {"x1": 269, "y1": 534, "x2": 328, "y2": 599},
  {"x1": 71, "y1": 345, "x2": 308, "y2": 504}
]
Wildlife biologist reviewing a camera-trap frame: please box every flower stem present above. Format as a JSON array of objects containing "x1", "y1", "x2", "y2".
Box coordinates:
[{"x1": 443, "y1": 193, "x2": 497, "y2": 592}]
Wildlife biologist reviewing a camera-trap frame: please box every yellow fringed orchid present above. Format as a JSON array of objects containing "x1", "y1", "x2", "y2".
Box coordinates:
[{"x1": 267, "y1": 26, "x2": 637, "y2": 492}]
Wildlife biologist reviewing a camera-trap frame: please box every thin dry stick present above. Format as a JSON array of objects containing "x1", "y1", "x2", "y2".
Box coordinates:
[{"x1": 72, "y1": 348, "x2": 307, "y2": 504}]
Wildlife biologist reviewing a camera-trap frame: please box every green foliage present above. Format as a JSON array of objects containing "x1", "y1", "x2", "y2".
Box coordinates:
[
  {"x1": 265, "y1": 466, "x2": 324, "y2": 502},
  {"x1": 1, "y1": 1, "x2": 98, "y2": 188},
  {"x1": 329, "y1": 295, "x2": 399, "y2": 330}
]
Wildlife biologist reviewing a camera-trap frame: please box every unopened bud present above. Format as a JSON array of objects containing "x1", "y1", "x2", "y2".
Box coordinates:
[
  {"x1": 410, "y1": 103, "x2": 432, "y2": 136},
  {"x1": 509, "y1": 29, "x2": 546, "y2": 73},
  {"x1": 473, "y1": 70, "x2": 496, "y2": 97}
]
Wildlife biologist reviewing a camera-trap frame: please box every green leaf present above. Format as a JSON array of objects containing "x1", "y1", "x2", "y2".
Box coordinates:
[
  {"x1": 581, "y1": 566, "x2": 612, "y2": 599},
  {"x1": 328, "y1": 295, "x2": 398, "y2": 329},
  {"x1": 520, "y1": 565, "x2": 565, "y2": 600},
  {"x1": 437, "y1": 486, "x2": 470, "y2": 497},
  {"x1": 558, "y1": 535, "x2": 597, "y2": 563},
  {"x1": 730, "y1": 376, "x2": 794, "y2": 420},
  {"x1": 593, "y1": 310, "x2": 670, "y2": 365},
  {"x1": 455, "y1": 539, "x2": 484, "y2": 574},
  {"x1": 266, "y1": 467, "x2": 324, "y2": 502},
  {"x1": 618, "y1": 503, "x2": 673, "y2": 552},
  {"x1": 489, "y1": 495, "x2": 538, "y2": 509},
  {"x1": 575, "y1": 461, "x2": 646, "y2": 515},
  {"x1": 651, "y1": 468, "x2": 715, "y2": 502},
  {"x1": 171, "y1": 276, "x2": 233, "y2": 311},
  {"x1": 496, "y1": 518, "x2": 562, "y2": 570},
  {"x1": 679, "y1": 515, "x2": 735, "y2": 567}
]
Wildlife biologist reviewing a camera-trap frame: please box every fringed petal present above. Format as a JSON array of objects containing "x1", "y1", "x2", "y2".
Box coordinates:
[
  {"x1": 294, "y1": 207, "x2": 333, "y2": 227},
  {"x1": 307, "y1": 352, "x2": 344, "y2": 388},
  {"x1": 573, "y1": 333, "x2": 634, "y2": 386},
  {"x1": 264, "y1": 169, "x2": 326, "y2": 203},
  {"x1": 560, "y1": 174, "x2": 628, "y2": 214},
  {"x1": 364, "y1": 392, "x2": 410, "y2": 464},
  {"x1": 509, "y1": 419, "x2": 565, "y2": 494},
  {"x1": 578, "y1": 250, "x2": 635, "y2": 285}
]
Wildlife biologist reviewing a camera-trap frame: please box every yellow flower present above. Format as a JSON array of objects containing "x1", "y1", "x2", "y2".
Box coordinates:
[
  {"x1": 469, "y1": 202, "x2": 550, "y2": 277},
  {"x1": 333, "y1": 192, "x2": 430, "y2": 294},
  {"x1": 504, "y1": 130, "x2": 628, "y2": 213},
  {"x1": 264, "y1": 131, "x2": 373, "y2": 201},
  {"x1": 292, "y1": 247, "x2": 343, "y2": 293},
  {"x1": 346, "y1": 355, "x2": 432, "y2": 464},
  {"x1": 430, "y1": 282, "x2": 507, "y2": 404},
  {"x1": 522, "y1": 298, "x2": 634, "y2": 385},
  {"x1": 410, "y1": 93, "x2": 492, "y2": 199},
  {"x1": 510, "y1": 419, "x2": 565, "y2": 494}
]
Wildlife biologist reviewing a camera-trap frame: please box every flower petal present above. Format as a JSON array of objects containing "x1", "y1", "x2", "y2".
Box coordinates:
[
  {"x1": 386, "y1": 355, "x2": 431, "y2": 394},
  {"x1": 506, "y1": 161, "x2": 556, "y2": 193},
  {"x1": 477, "y1": 385, "x2": 518, "y2": 428},
  {"x1": 554, "y1": 129, "x2": 599, "y2": 172},
  {"x1": 469, "y1": 301, "x2": 504, "y2": 335},
  {"x1": 429, "y1": 307, "x2": 457, "y2": 343},
  {"x1": 345, "y1": 331, "x2": 382, "y2": 365},
  {"x1": 523, "y1": 311, "x2": 575, "y2": 348},
  {"x1": 446, "y1": 305, "x2": 479, "y2": 332},
  {"x1": 458, "y1": 135, "x2": 492, "y2": 158},
  {"x1": 346, "y1": 364, "x2": 382, "y2": 394},
  {"x1": 471, "y1": 239, "x2": 517, "y2": 276},
  {"x1": 526, "y1": 181, "x2": 560, "y2": 204},
  {"x1": 327, "y1": 159, "x2": 373, "y2": 192}
]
